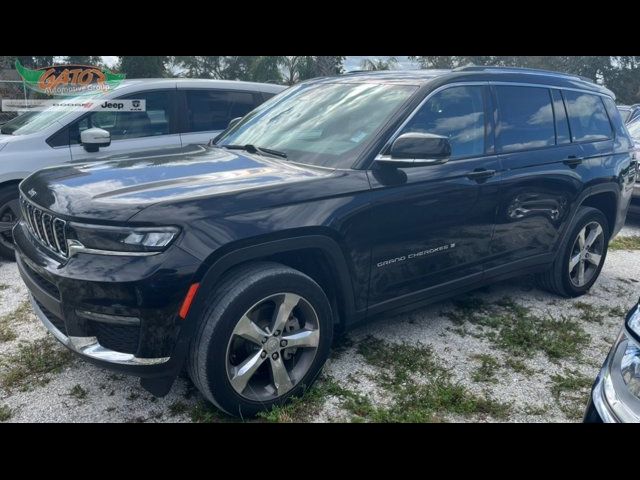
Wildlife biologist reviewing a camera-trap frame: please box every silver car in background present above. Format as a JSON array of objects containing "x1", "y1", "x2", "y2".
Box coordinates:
[{"x1": 0, "y1": 78, "x2": 286, "y2": 259}]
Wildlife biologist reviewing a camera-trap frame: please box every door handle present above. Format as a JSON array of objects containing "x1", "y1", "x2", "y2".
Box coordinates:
[
  {"x1": 466, "y1": 168, "x2": 496, "y2": 181},
  {"x1": 563, "y1": 155, "x2": 583, "y2": 167}
]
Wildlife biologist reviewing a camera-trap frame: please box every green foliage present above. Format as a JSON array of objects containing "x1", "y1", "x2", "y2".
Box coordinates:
[
  {"x1": 609, "y1": 236, "x2": 640, "y2": 250},
  {"x1": 62, "y1": 56, "x2": 104, "y2": 67},
  {"x1": 409, "y1": 56, "x2": 640, "y2": 103},
  {"x1": 117, "y1": 56, "x2": 168, "y2": 78}
]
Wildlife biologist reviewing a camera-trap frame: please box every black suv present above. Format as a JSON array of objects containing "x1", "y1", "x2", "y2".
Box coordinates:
[{"x1": 14, "y1": 67, "x2": 637, "y2": 416}]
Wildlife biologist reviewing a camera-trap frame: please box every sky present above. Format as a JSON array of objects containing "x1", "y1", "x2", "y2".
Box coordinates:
[{"x1": 100, "y1": 56, "x2": 420, "y2": 72}]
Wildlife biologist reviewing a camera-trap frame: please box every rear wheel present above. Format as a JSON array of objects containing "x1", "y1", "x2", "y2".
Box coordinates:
[
  {"x1": 188, "y1": 262, "x2": 333, "y2": 417},
  {"x1": 536, "y1": 207, "x2": 609, "y2": 297},
  {"x1": 0, "y1": 184, "x2": 20, "y2": 261}
]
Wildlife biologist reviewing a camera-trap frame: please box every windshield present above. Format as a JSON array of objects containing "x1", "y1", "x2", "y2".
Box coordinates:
[
  {"x1": 216, "y1": 81, "x2": 417, "y2": 168},
  {"x1": 0, "y1": 90, "x2": 111, "y2": 136}
]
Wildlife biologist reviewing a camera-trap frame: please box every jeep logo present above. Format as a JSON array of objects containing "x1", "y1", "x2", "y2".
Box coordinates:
[{"x1": 100, "y1": 101, "x2": 125, "y2": 110}]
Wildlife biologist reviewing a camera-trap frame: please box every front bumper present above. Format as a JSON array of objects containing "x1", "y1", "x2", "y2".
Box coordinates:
[
  {"x1": 587, "y1": 321, "x2": 640, "y2": 423},
  {"x1": 14, "y1": 219, "x2": 202, "y2": 386}
]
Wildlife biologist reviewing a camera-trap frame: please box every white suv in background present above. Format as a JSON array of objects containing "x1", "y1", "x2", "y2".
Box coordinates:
[{"x1": 0, "y1": 78, "x2": 286, "y2": 258}]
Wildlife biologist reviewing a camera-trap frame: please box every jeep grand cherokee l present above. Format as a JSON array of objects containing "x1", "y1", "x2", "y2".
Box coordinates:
[{"x1": 14, "y1": 67, "x2": 637, "y2": 417}]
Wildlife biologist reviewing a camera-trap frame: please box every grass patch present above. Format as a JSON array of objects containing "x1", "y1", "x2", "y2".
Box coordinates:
[
  {"x1": 573, "y1": 302, "x2": 604, "y2": 324},
  {"x1": 0, "y1": 301, "x2": 34, "y2": 343},
  {"x1": 609, "y1": 306, "x2": 628, "y2": 318},
  {"x1": 523, "y1": 404, "x2": 549, "y2": 416},
  {"x1": 609, "y1": 235, "x2": 640, "y2": 250},
  {"x1": 0, "y1": 404, "x2": 12, "y2": 421},
  {"x1": 471, "y1": 354, "x2": 500, "y2": 383},
  {"x1": 258, "y1": 376, "x2": 348, "y2": 423},
  {"x1": 0, "y1": 337, "x2": 74, "y2": 391},
  {"x1": 445, "y1": 296, "x2": 590, "y2": 361},
  {"x1": 504, "y1": 357, "x2": 535, "y2": 375},
  {"x1": 168, "y1": 401, "x2": 189, "y2": 417},
  {"x1": 549, "y1": 369, "x2": 593, "y2": 420},
  {"x1": 69, "y1": 384, "x2": 88, "y2": 400},
  {"x1": 496, "y1": 312, "x2": 589, "y2": 360},
  {"x1": 0, "y1": 321, "x2": 16, "y2": 343},
  {"x1": 349, "y1": 336, "x2": 510, "y2": 422},
  {"x1": 189, "y1": 402, "x2": 233, "y2": 423}
]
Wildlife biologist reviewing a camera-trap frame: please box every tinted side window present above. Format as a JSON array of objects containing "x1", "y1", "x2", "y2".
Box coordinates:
[
  {"x1": 495, "y1": 86, "x2": 555, "y2": 153},
  {"x1": 400, "y1": 85, "x2": 485, "y2": 158},
  {"x1": 563, "y1": 91, "x2": 612, "y2": 142},
  {"x1": 551, "y1": 89, "x2": 571, "y2": 145},
  {"x1": 70, "y1": 90, "x2": 174, "y2": 144},
  {"x1": 186, "y1": 90, "x2": 259, "y2": 133}
]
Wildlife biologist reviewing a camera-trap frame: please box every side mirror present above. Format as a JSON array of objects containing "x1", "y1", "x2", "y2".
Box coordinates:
[
  {"x1": 81, "y1": 128, "x2": 111, "y2": 153},
  {"x1": 376, "y1": 132, "x2": 451, "y2": 168}
]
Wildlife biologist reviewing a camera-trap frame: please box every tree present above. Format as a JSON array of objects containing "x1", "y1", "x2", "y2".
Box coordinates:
[
  {"x1": 409, "y1": 56, "x2": 640, "y2": 103},
  {"x1": 10, "y1": 56, "x2": 55, "y2": 69},
  {"x1": 360, "y1": 57, "x2": 398, "y2": 71},
  {"x1": 170, "y1": 56, "x2": 224, "y2": 78},
  {"x1": 117, "y1": 56, "x2": 167, "y2": 78},
  {"x1": 63, "y1": 56, "x2": 104, "y2": 67}
]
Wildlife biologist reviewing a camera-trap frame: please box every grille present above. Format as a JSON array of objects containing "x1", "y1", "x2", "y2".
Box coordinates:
[
  {"x1": 35, "y1": 299, "x2": 66, "y2": 334},
  {"x1": 90, "y1": 321, "x2": 140, "y2": 354},
  {"x1": 20, "y1": 195, "x2": 68, "y2": 257}
]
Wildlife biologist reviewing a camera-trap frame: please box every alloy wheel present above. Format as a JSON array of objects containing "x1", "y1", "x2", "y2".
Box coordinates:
[
  {"x1": 569, "y1": 221, "x2": 605, "y2": 288},
  {"x1": 225, "y1": 292, "x2": 320, "y2": 402}
]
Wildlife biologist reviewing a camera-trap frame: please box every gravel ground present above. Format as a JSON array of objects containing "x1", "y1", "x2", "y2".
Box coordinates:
[{"x1": 1, "y1": 216, "x2": 639, "y2": 423}]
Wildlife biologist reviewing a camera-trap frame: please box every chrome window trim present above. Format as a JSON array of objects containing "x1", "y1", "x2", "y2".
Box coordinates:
[{"x1": 374, "y1": 80, "x2": 616, "y2": 163}]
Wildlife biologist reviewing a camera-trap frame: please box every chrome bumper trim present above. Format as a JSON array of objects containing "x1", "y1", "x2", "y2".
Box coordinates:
[{"x1": 30, "y1": 295, "x2": 170, "y2": 366}]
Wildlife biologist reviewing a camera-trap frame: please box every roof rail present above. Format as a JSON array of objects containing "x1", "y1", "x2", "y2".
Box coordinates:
[{"x1": 452, "y1": 64, "x2": 595, "y2": 84}]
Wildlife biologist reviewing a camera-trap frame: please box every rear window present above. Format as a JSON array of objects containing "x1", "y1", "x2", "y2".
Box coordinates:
[
  {"x1": 495, "y1": 86, "x2": 556, "y2": 153},
  {"x1": 563, "y1": 91, "x2": 612, "y2": 142}
]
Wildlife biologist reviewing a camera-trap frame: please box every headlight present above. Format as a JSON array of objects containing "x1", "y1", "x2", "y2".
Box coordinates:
[
  {"x1": 621, "y1": 340, "x2": 640, "y2": 398},
  {"x1": 67, "y1": 222, "x2": 180, "y2": 256},
  {"x1": 626, "y1": 304, "x2": 640, "y2": 343}
]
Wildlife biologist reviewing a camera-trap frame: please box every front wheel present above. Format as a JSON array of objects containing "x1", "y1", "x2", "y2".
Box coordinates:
[
  {"x1": 188, "y1": 262, "x2": 334, "y2": 417},
  {"x1": 0, "y1": 184, "x2": 20, "y2": 261},
  {"x1": 536, "y1": 206, "x2": 609, "y2": 297}
]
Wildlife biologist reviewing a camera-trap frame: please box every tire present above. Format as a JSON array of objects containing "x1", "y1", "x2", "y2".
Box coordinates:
[
  {"x1": 0, "y1": 183, "x2": 20, "y2": 261},
  {"x1": 188, "y1": 261, "x2": 334, "y2": 417},
  {"x1": 536, "y1": 206, "x2": 610, "y2": 297}
]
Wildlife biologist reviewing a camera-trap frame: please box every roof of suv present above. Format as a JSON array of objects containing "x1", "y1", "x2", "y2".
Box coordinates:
[{"x1": 330, "y1": 66, "x2": 614, "y2": 97}]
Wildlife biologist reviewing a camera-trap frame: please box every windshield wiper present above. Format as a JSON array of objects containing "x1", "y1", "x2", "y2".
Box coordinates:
[{"x1": 223, "y1": 144, "x2": 287, "y2": 159}]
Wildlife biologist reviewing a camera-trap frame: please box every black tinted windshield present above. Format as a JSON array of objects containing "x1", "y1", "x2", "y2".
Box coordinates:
[{"x1": 217, "y1": 81, "x2": 417, "y2": 168}]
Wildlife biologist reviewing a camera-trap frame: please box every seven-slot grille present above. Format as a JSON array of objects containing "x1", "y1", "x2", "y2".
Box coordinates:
[{"x1": 20, "y1": 194, "x2": 68, "y2": 257}]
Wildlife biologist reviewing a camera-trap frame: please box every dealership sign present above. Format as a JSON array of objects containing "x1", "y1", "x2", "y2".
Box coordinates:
[{"x1": 15, "y1": 59, "x2": 126, "y2": 96}]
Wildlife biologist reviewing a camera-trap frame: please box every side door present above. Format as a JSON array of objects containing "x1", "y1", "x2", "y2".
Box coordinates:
[
  {"x1": 178, "y1": 89, "x2": 264, "y2": 146},
  {"x1": 486, "y1": 85, "x2": 609, "y2": 272},
  {"x1": 366, "y1": 84, "x2": 501, "y2": 311},
  {"x1": 69, "y1": 89, "x2": 182, "y2": 161}
]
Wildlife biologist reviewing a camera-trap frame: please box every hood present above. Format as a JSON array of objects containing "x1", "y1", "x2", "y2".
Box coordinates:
[{"x1": 20, "y1": 144, "x2": 324, "y2": 222}]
